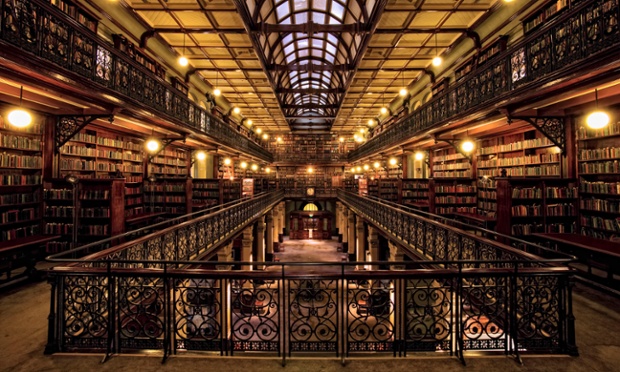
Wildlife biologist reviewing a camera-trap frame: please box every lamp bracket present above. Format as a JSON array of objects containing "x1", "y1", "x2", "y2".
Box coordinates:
[
  {"x1": 147, "y1": 136, "x2": 185, "y2": 161},
  {"x1": 55, "y1": 115, "x2": 114, "y2": 153},
  {"x1": 508, "y1": 115, "x2": 566, "y2": 155},
  {"x1": 436, "y1": 138, "x2": 473, "y2": 163}
]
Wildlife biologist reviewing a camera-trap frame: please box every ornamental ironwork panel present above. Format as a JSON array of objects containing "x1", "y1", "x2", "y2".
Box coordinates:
[
  {"x1": 40, "y1": 13, "x2": 69, "y2": 68},
  {"x1": 289, "y1": 279, "x2": 338, "y2": 353},
  {"x1": 404, "y1": 278, "x2": 452, "y2": 353},
  {"x1": 347, "y1": 279, "x2": 395, "y2": 353},
  {"x1": 460, "y1": 275, "x2": 508, "y2": 352},
  {"x1": 117, "y1": 275, "x2": 166, "y2": 351},
  {"x1": 231, "y1": 279, "x2": 280, "y2": 353},
  {"x1": 61, "y1": 275, "x2": 109, "y2": 351},
  {"x1": 174, "y1": 278, "x2": 224, "y2": 352},
  {"x1": 515, "y1": 275, "x2": 562, "y2": 352},
  {"x1": 72, "y1": 29, "x2": 95, "y2": 78},
  {"x1": 94, "y1": 46, "x2": 113, "y2": 86},
  {"x1": 2, "y1": 0, "x2": 39, "y2": 53}
]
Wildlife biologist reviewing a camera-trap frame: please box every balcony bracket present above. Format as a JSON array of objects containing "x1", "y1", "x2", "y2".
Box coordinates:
[
  {"x1": 147, "y1": 136, "x2": 186, "y2": 161},
  {"x1": 55, "y1": 115, "x2": 114, "y2": 153},
  {"x1": 508, "y1": 115, "x2": 565, "y2": 155},
  {"x1": 434, "y1": 137, "x2": 473, "y2": 164}
]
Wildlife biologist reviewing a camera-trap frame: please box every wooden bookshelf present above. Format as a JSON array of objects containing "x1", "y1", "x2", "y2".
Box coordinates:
[
  {"x1": 377, "y1": 178, "x2": 401, "y2": 203},
  {"x1": 0, "y1": 116, "x2": 44, "y2": 242},
  {"x1": 192, "y1": 178, "x2": 220, "y2": 210},
  {"x1": 431, "y1": 147, "x2": 472, "y2": 179},
  {"x1": 477, "y1": 129, "x2": 562, "y2": 178},
  {"x1": 522, "y1": 0, "x2": 572, "y2": 34},
  {"x1": 242, "y1": 178, "x2": 254, "y2": 198},
  {"x1": 430, "y1": 178, "x2": 477, "y2": 215},
  {"x1": 576, "y1": 116, "x2": 620, "y2": 239},
  {"x1": 149, "y1": 146, "x2": 189, "y2": 179},
  {"x1": 496, "y1": 178, "x2": 578, "y2": 237},
  {"x1": 401, "y1": 178, "x2": 430, "y2": 210},
  {"x1": 49, "y1": 0, "x2": 98, "y2": 33},
  {"x1": 59, "y1": 127, "x2": 145, "y2": 182},
  {"x1": 144, "y1": 177, "x2": 191, "y2": 217}
]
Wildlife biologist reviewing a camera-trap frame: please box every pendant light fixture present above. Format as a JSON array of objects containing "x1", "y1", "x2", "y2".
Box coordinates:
[
  {"x1": 8, "y1": 86, "x2": 32, "y2": 128},
  {"x1": 178, "y1": 32, "x2": 188, "y2": 67},
  {"x1": 399, "y1": 71, "x2": 408, "y2": 97},
  {"x1": 586, "y1": 89, "x2": 610, "y2": 129},
  {"x1": 432, "y1": 32, "x2": 442, "y2": 67},
  {"x1": 213, "y1": 70, "x2": 221, "y2": 96},
  {"x1": 380, "y1": 92, "x2": 388, "y2": 115}
]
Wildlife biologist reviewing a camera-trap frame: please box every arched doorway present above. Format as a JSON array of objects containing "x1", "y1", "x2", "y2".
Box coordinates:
[{"x1": 289, "y1": 202, "x2": 332, "y2": 240}]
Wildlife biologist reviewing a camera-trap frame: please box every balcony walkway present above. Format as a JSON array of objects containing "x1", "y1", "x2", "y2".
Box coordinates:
[{"x1": 0, "y1": 272, "x2": 619, "y2": 371}]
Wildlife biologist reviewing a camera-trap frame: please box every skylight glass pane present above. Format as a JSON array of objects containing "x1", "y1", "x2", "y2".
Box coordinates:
[
  {"x1": 331, "y1": 2, "x2": 344, "y2": 19},
  {"x1": 298, "y1": 39, "x2": 308, "y2": 49},
  {"x1": 281, "y1": 16, "x2": 291, "y2": 24},
  {"x1": 286, "y1": 54, "x2": 296, "y2": 63},
  {"x1": 298, "y1": 49, "x2": 309, "y2": 57},
  {"x1": 283, "y1": 34, "x2": 293, "y2": 45},
  {"x1": 325, "y1": 54, "x2": 334, "y2": 63},
  {"x1": 312, "y1": 39, "x2": 323, "y2": 48},
  {"x1": 312, "y1": 13, "x2": 325, "y2": 23},
  {"x1": 314, "y1": 0, "x2": 327, "y2": 11},
  {"x1": 327, "y1": 34, "x2": 337, "y2": 45},
  {"x1": 276, "y1": 2, "x2": 290, "y2": 19},
  {"x1": 294, "y1": 0, "x2": 307, "y2": 11},
  {"x1": 326, "y1": 44, "x2": 336, "y2": 55},
  {"x1": 284, "y1": 44, "x2": 295, "y2": 55},
  {"x1": 311, "y1": 49, "x2": 322, "y2": 57},
  {"x1": 329, "y1": 15, "x2": 339, "y2": 24},
  {"x1": 295, "y1": 12, "x2": 307, "y2": 24}
]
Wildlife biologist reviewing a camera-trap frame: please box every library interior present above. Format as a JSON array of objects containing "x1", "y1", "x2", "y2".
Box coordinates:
[{"x1": 1, "y1": 0, "x2": 620, "y2": 371}]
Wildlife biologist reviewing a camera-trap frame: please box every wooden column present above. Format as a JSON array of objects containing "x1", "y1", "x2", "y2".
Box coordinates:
[{"x1": 341, "y1": 208, "x2": 348, "y2": 245}]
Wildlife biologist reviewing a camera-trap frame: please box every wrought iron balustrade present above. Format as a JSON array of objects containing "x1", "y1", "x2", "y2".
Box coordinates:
[
  {"x1": 0, "y1": 0, "x2": 272, "y2": 162},
  {"x1": 45, "y1": 260, "x2": 577, "y2": 364},
  {"x1": 337, "y1": 190, "x2": 571, "y2": 266},
  {"x1": 48, "y1": 190, "x2": 284, "y2": 267},
  {"x1": 349, "y1": 0, "x2": 620, "y2": 161}
]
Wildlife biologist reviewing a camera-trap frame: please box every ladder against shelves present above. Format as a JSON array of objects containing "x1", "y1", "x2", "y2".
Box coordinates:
[{"x1": 576, "y1": 116, "x2": 620, "y2": 240}]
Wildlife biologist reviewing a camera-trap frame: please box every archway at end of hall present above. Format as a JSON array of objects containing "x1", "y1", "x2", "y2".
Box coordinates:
[{"x1": 290, "y1": 202, "x2": 332, "y2": 240}]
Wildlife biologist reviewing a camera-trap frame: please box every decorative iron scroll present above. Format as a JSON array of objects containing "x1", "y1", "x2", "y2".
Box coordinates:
[
  {"x1": 55, "y1": 115, "x2": 114, "y2": 152},
  {"x1": 508, "y1": 116, "x2": 566, "y2": 154}
]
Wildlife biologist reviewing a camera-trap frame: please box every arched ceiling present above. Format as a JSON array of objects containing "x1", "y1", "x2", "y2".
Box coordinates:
[{"x1": 127, "y1": 0, "x2": 501, "y2": 135}]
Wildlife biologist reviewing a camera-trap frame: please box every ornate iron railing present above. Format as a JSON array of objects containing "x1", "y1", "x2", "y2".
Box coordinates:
[
  {"x1": 337, "y1": 190, "x2": 573, "y2": 265},
  {"x1": 48, "y1": 190, "x2": 284, "y2": 266},
  {"x1": 45, "y1": 261, "x2": 577, "y2": 364},
  {"x1": 0, "y1": 0, "x2": 273, "y2": 162},
  {"x1": 349, "y1": 0, "x2": 620, "y2": 161}
]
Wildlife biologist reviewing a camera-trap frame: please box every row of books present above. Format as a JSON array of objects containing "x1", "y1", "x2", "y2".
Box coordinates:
[
  {"x1": 144, "y1": 185, "x2": 186, "y2": 192},
  {"x1": 2, "y1": 225, "x2": 40, "y2": 241},
  {"x1": 579, "y1": 160, "x2": 620, "y2": 174},
  {"x1": 0, "y1": 133, "x2": 42, "y2": 150},
  {"x1": 580, "y1": 215, "x2": 620, "y2": 233},
  {"x1": 1, "y1": 208, "x2": 38, "y2": 223},
  {"x1": 0, "y1": 153, "x2": 42, "y2": 168},
  {"x1": 478, "y1": 153, "x2": 560, "y2": 168},
  {"x1": 578, "y1": 146, "x2": 620, "y2": 161},
  {"x1": 512, "y1": 187, "x2": 542, "y2": 198},
  {"x1": 511, "y1": 204, "x2": 542, "y2": 216},
  {"x1": 434, "y1": 170, "x2": 472, "y2": 178},
  {"x1": 580, "y1": 198, "x2": 620, "y2": 213},
  {"x1": 145, "y1": 196, "x2": 186, "y2": 203},
  {"x1": 577, "y1": 121, "x2": 620, "y2": 139},
  {"x1": 435, "y1": 185, "x2": 476, "y2": 193},
  {"x1": 433, "y1": 163, "x2": 471, "y2": 171},
  {"x1": 435, "y1": 196, "x2": 476, "y2": 204},
  {"x1": 579, "y1": 180, "x2": 620, "y2": 195},
  {"x1": 0, "y1": 174, "x2": 41, "y2": 186},
  {"x1": 0, "y1": 192, "x2": 39, "y2": 205},
  {"x1": 546, "y1": 203, "x2": 576, "y2": 216},
  {"x1": 546, "y1": 187, "x2": 578, "y2": 198},
  {"x1": 479, "y1": 137, "x2": 553, "y2": 155}
]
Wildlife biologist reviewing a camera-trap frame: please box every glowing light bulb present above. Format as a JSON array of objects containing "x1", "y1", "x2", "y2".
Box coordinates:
[
  {"x1": 251, "y1": 164, "x2": 258, "y2": 171},
  {"x1": 363, "y1": 164, "x2": 369, "y2": 171},
  {"x1": 265, "y1": 167, "x2": 271, "y2": 173},
  {"x1": 339, "y1": 137, "x2": 344, "y2": 142},
  {"x1": 432, "y1": 56, "x2": 442, "y2": 67},
  {"x1": 233, "y1": 107, "x2": 241, "y2": 114},
  {"x1": 262, "y1": 133, "x2": 269, "y2": 140},
  {"x1": 224, "y1": 158, "x2": 232, "y2": 165},
  {"x1": 368, "y1": 119, "x2": 375, "y2": 126},
  {"x1": 414, "y1": 151, "x2": 425, "y2": 161},
  {"x1": 146, "y1": 139, "x2": 160, "y2": 152},
  {"x1": 380, "y1": 106, "x2": 388, "y2": 115},
  {"x1": 308, "y1": 167, "x2": 314, "y2": 173},
  {"x1": 389, "y1": 157, "x2": 398, "y2": 166},
  {"x1": 196, "y1": 151, "x2": 206, "y2": 161},
  {"x1": 246, "y1": 119, "x2": 253, "y2": 126},
  {"x1": 350, "y1": 167, "x2": 356, "y2": 173},
  {"x1": 7, "y1": 109, "x2": 32, "y2": 128},
  {"x1": 586, "y1": 111, "x2": 610, "y2": 129},
  {"x1": 461, "y1": 140, "x2": 475, "y2": 153},
  {"x1": 213, "y1": 88, "x2": 221, "y2": 96},
  {"x1": 399, "y1": 88, "x2": 408, "y2": 97},
  {"x1": 256, "y1": 128, "x2": 262, "y2": 134},
  {"x1": 178, "y1": 56, "x2": 188, "y2": 67},
  {"x1": 356, "y1": 166, "x2": 362, "y2": 172},
  {"x1": 373, "y1": 161, "x2": 380, "y2": 169},
  {"x1": 241, "y1": 161, "x2": 247, "y2": 169}
]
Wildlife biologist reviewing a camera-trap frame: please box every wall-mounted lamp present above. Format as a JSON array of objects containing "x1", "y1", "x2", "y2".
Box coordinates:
[
  {"x1": 233, "y1": 107, "x2": 241, "y2": 115},
  {"x1": 262, "y1": 133, "x2": 269, "y2": 140},
  {"x1": 307, "y1": 166, "x2": 314, "y2": 174},
  {"x1": 195, "y1": 151, "x2": 206, "y2": 161},
  {"x1": 145, "y1": 137, "x2": 160, "y2": 153},
  {"x1": 363, "y1": 164, "x2": 370, "y2": 171},
  {"x1": 373, "y1": 161, "x2": 381, "y2": 169},
  {"x1": 240, "y1": 161, "x2": 248, "y2": 169},
  {"x1": 8, "y1": 86, "x2": 32, "y2": 128},
  {"x1": 265, "y1": 167, "x2": 271, "y2": 173},
  {"x1": 256, "y1": 128, "x2": 262, "y2": 134},
  {"x1": 389, "y1": 157, "x2": 398, "y2": 166},
  {"x1": 350, "y1": 167, "x2": 356, "y2": 173},
  {"x1": 339, "y1": 136, "x2": 345, "y2": 142},
  {"x1": 586, "y1": 89, "x2": 610, "y2": 129},
  {"x1": 460, "y1": 140, "x2": 475, "y2": 153},
  {"x1": 414, "y1": 151, "x2": 426, "y2": 161},
  {"x1": 224, "y1": 157, "x2": 232, "y2": 165},
  {"x1": 251, "y1": 164, "x2": 258, "y2": 171}
]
